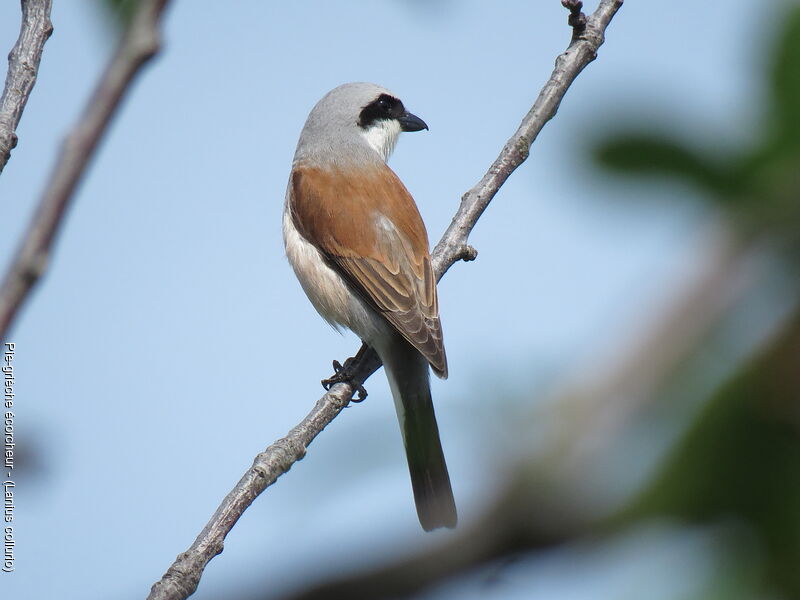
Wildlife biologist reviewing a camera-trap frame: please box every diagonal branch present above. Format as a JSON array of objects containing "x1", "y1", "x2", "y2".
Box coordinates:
[
  {"x1": 432, "y1": 0, "x2": 621, "y2": 277},
  {"x1": 0, "y1": 0, "x2": 53, "y2": 175},
  {"x1": 146, "y1": 1, "x2": 624, "y2": 599},
  {"x1": 0, "y1": 0, "x2": 172, "y2": 341}
]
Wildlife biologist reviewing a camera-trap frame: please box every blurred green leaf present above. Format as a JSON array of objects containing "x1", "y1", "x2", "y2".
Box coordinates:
[
  {"x1": 594, "y1": 135, "x2": 736, "y2": 196},
  {"x1": 592, "y1": 4, "x2": 800, "y2": 246},
  {"x1": 587, "y1": 5, "x2": 800, "y2": 597},
  {"x1": 618, "y1": 308, "x2": 800, "y2": 596},
  {"x1": 767, "y1": 5, "x2": 800, "y2": 152}
]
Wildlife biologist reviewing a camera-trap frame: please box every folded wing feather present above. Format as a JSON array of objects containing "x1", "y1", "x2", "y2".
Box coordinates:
[{"x1": 290, "y1": 162, "x2": 448, "y2": 378}]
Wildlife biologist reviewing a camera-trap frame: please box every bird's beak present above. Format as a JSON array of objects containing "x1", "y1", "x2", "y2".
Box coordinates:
[{"x1": 398, "y1": 111, "x2": 428, "y2": 132}]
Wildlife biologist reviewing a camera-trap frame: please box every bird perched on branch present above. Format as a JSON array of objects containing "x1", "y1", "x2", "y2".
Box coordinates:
[{"x1": 283, "y1": 82, "x2": 457, "y2": 531}]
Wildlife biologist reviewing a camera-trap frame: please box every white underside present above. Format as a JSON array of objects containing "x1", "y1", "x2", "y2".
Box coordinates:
[{"x1": 282, "y1": 207, "x2": 390, "y2": 348}]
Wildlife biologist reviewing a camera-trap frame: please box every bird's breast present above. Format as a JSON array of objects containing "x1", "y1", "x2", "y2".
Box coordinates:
[{"x1": 282, "y1": 204, "x2": 388, "y2": 345}]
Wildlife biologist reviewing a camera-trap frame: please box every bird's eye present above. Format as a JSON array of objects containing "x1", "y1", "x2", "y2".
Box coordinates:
[{"x1": 358, "y1": 95, "x2": 399, "y2": 128}]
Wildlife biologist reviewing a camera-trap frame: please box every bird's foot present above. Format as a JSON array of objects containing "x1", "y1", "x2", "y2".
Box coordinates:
[{"x1": 322, "y1": 357, "x2": 368, "y2": 402}]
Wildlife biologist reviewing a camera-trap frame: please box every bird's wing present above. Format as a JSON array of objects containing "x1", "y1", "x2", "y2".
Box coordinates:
[{"x1": 289, "y1": 162, "x2": 447, "y2": 378}]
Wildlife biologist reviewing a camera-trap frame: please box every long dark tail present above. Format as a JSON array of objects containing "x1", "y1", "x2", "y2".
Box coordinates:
[{"x1": 382, "y1": 339, "x2": 457, "y2": 531}]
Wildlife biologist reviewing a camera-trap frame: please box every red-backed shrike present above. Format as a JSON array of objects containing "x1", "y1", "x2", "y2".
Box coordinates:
[{"x1": 283, "y1": 82, "x2": 456, "y2": 530}]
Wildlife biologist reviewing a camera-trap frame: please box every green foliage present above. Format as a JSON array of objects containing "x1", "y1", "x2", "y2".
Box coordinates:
[
  {"x1": 593, "y1": 5, "x2": 800, "y2": 242},
  {"x1": 618, "y1": 311, "x2": 800, "y2": 595},
  {"x1": 594, "y1": 5, "x2": 800, "y2": 596},
  {"x1": 595, "y1": 135, "x2": 737, "y2": 197},
  {"x1": 767, "y1": 7, "x2": 800, "y2": 155}
]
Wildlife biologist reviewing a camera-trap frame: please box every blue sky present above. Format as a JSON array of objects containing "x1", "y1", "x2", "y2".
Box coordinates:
[{"x1": 0, "y1": 1, "x2": 775, "y2": 598}]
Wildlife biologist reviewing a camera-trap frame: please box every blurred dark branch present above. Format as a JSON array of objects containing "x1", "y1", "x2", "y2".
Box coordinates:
[
  {"x1": 282, "y1": 478, "x2": 587, "y2": 600},
  {"x1": 0, "y1": 0, "x2": 171, "y2": 341},
  {"x1": 0, "y1": 0, "x2": 53, "y2": 175},
  {"x1": 146, "y1": 2, "x2": 624, "y2": 599}
]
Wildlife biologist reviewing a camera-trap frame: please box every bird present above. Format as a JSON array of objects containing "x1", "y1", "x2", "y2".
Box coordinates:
[{"x1": 283, "y1": 82, "x2": 457, "y2": 531}]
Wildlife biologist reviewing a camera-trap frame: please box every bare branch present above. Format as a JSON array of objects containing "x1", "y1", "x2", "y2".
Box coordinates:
[
  {"x1": 0, "y1": 0, "x2": 172, "y2": 341},
  {"x1": 146, "y1": 1, "x2": 624, "y2": 598},
  {"x1": 0, "y1": 0, "x2": 53, "y2": 175},
  {"x1": 147, "y1": 349, "x2": 382, "y2": 600},
  {"x1": 432, "y1": 0, "x2": 623, "y2": 277}
]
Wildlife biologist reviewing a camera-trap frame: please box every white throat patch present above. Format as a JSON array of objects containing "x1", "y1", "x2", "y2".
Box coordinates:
[{"x1": 361, "y1": 119, "x2": 402, "y2": 162}]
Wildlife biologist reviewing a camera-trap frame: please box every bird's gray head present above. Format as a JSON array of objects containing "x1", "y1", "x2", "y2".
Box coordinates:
[{"x1": 294, "y1": 82, "x2": 428, "y2": 166}]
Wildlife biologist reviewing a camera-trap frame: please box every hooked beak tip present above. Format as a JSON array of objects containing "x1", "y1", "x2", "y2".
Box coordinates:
[{"x1": 398, "y1": 111, "x2": 428, "y2": 132}]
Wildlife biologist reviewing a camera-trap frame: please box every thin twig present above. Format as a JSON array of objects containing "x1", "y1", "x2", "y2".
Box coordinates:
[
  {"x1": 0, "y1": 0, "x2": 53, "y2": 175},
  {"x1": 146, "y1": 1, "x2": 624, "y2": 599},
  {"x1": 562, "y1": 0, "x2": 588, "y2": 35},
  {"x1": 0, "y1": 0, "x2": 172, "y2": 341}
]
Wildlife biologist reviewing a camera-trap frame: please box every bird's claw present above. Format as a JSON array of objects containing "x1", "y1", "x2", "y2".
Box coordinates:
[{"x1": 321, "y1": 358, "x2": 368, "y2": 402}]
